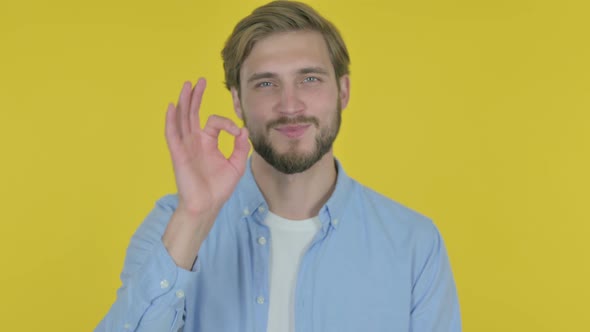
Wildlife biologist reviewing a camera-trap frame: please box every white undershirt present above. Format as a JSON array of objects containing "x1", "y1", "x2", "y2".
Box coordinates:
[{"x1": 264, "y1": 211, "x2": 322, "y2": 332}]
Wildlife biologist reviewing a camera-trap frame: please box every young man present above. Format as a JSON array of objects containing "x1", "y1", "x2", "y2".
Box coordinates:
[{"x1": 97, "y1": 1, "x2": 461, "y2": 331}]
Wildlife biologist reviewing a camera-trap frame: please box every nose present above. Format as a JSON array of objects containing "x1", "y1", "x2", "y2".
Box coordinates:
[{"x1": 276, "y1": 83, "x2": 305, "y2": 116}]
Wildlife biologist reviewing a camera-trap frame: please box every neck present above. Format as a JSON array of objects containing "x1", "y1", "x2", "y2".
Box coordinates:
[{"x1": 251, "y1": 151, "x2": 337, "y2": 220}]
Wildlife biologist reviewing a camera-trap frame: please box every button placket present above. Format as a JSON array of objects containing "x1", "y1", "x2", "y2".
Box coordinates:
[{"x1": 254, "y1": 222, "x2": 270, "y2": 331}]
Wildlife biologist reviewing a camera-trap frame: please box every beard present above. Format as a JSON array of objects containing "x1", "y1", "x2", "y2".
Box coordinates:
[{"x1": 244, "y1": 100, "x2": 342, "y2": 175}]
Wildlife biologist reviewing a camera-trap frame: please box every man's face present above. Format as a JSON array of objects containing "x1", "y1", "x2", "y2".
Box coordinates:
[{"x1": 231, "y1": 30, "x2": 350, "y2": 174}]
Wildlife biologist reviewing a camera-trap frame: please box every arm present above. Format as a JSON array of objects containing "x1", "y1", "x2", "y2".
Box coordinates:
[
  {"x1": 410, "y1": 223, "x2": 462, "y2": 332},
  {"x1": 96, "y1": 196, "x2": 197, "y2": 332},
  {"x1": 96, "y1": 78, "x2": 250, "y2": 331}
]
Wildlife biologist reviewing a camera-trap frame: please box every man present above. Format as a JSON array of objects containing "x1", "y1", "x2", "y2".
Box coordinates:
[{"x1": 96, "y1": 1, "x2": 461, "y2": 331}]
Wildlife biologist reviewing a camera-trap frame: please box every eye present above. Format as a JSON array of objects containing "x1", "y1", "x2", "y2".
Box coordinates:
[
  {"x1": 256, "y1": 81, "x2": 273, "y2": 88},
  {"x1": 303, "y1": 76, "x2": 320, "y2": 83}
]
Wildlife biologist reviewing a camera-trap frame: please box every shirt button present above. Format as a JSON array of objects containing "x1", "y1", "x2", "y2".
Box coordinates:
[
  {"x1": 176, "y1": 290, "x2": 185, "y2": 298},
  {"x1": 124, "y1": 323, "x2": 131, "y2": 329},
  {"x1": 160, "y1": 279, "x2": 170, "y2": 289},
  {"x1": 258, "y1": 236, "x2": 267, "y2": 245},
  {"x1": 243, "y1": 208, "x2": 250, "y2": 216},
  {"x1": 333, "y1": 218, "x2": 339, "y2": 226},
  {"x1": 258, "y1": 206, "x2": 265, "y2": 213},
  {"x1": 257, "y1": 296, "x2": 265, "y2": 304}
]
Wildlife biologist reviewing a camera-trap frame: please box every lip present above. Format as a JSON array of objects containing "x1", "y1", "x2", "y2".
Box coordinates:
[{"x1": 274, "y1": 124, "x2": 311, "y2": 139}]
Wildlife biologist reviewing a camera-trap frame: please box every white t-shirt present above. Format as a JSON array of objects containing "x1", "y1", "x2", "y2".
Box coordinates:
[{"x1": 264, "y1": 211, "x2": 322, "y2": 332}]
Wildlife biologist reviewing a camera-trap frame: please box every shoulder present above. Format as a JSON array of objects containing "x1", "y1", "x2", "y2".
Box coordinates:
[
  {"x1": 351, "y1": 182, "x2": 448, "y2": 268},
  {"x1": 349, "y1": 180, "x2": 439, "y2": 241},
  {"x1": 354, "y1": 181, "x2": 431, "y2": 225},
  {"x1": 131, "y1": 194, "x2": 180, "y2": 241}
]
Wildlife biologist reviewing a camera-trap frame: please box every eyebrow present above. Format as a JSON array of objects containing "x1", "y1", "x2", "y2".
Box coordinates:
[
  {"x1": 246, "y1": 72, "x2": 277, "y2": 84},
  {"x1": 246, "y1": 66, "x2": 330, "y2": 84},
  {"x1": 299, "y1": 66, "x2": 330, "y2": 75}
]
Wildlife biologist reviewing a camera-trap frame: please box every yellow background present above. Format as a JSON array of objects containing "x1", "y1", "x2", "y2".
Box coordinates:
[{"x1": 1, "y1": 0, "x2": 588, "y2": 330}]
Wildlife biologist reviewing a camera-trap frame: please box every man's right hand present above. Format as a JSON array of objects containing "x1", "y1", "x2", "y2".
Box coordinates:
[{"x1": 162, "y1": 78, "x2": 251, "y2": 270}]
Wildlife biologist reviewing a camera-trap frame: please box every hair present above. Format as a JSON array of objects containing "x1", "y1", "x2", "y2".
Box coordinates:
[{"x1": 221, "y1": 0, "x2": 350, "y2": 93}]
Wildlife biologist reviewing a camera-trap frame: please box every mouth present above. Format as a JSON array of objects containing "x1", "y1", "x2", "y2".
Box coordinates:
[{"x1": 274, "y1": 124, "x2": 312, "y2": 139}]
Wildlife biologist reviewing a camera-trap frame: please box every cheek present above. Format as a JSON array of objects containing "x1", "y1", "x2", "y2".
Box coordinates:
[
  {"x1": 303, "y1": 87, "x2": 339, "y2": 113},
  {"x1": 243, "y1": 92, "x2": 276, "y2": 112},
  {"x1": 303, "y1": 81, "x2": 338, "y2": 100},
  {"x1": 241, "y1": 105, "x2": 269, "y2": 132}
]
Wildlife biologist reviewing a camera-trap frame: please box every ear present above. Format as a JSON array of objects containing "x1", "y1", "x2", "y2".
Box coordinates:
[
  {"x1": 338, "y1": 74, "x2": 350, "y2": 109},
  {"x1": 230, "y1": 87, "x2": 244, "y2": 120}
]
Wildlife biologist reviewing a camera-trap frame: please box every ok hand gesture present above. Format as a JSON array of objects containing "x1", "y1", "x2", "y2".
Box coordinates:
[{"x1": 165, "y1": 78, "x2": 251, "y2": 215}]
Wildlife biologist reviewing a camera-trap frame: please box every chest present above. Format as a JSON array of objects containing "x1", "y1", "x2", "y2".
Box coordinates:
[{"x1": 187, "y1": 219, "x2": 413, "y2": 332}]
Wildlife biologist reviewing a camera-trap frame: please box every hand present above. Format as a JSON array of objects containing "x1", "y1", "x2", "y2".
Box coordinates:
[{"x1": 165, "y1": 78, "x2": 251, "y2": 215}]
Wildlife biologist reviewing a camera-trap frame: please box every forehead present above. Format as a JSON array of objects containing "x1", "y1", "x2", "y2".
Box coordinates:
[{"x1": 240, "y1": 30, "x2": 333, "y2": 80}]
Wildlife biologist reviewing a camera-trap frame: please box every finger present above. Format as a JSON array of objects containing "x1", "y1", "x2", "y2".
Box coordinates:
[
  {"x1": 202, "y1": 115, "x2": 240, "y2": 139},
  {"x1": 188, "y1": 78, "x2": 206, "y2": 134},
  {"x1": 177, "y1": 81, "x2": 192, "y2": 138},
  {"x1": 165, "y1": 103, "x2": 180, "y2": 149},
  {"x1": 229, "y1": 127, "x2": 251, "y2": 173}
]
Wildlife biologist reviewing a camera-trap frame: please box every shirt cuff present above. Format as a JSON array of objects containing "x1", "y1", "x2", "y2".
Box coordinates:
[{"x1": 135, "y1": 239, "x2": 199, "y2": 304}]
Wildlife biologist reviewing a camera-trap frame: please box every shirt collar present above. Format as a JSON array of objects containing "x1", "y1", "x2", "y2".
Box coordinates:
[{"x1": 235, "y1": 156, "x2": 354, "y2": 229}]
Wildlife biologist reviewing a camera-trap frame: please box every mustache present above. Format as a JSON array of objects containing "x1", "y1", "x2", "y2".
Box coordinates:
[{"x1": 266, "y1": 115, "x2": 319, "y2": 131}]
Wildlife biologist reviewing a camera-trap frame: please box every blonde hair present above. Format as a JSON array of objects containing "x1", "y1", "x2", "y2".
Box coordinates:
[{"x1": 221, "y1": 0, "x2": 350, "y2": 92}]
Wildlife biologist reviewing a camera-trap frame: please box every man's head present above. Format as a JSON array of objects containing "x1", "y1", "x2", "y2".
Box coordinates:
[{"x1": 221, "y1": 1, "x2": 350, "y2": 174}]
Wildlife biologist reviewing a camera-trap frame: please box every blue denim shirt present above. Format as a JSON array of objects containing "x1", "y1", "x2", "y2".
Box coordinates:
[{"x1": 97, "y1": 159, "x2": 461, "y2": 332}]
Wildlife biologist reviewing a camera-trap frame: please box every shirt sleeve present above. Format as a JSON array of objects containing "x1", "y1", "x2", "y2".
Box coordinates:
[
  {"x1": 95, "y1": 195, "x2": 199, "y2": 332},
  {"x1": 410, "y1": 222, "x2": 462, "y2": 332}
]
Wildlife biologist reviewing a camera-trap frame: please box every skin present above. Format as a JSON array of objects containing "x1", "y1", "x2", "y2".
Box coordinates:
[
  {"x1": 162, "y1": 30, "x2": 350, "y2": 270},
  {"x1": 232, "y1": 30, "x2": 350, "y2": 220}
]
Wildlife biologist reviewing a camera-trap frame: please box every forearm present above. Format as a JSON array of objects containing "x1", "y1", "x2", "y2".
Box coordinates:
[{"x1": 162, "y1": 204, "x2": 221, "y2": 270}]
